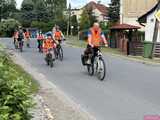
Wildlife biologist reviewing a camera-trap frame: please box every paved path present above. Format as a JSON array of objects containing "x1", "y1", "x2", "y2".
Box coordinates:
[{"x1": 1, "y1": 38, "x2": 160, "y2": 120}]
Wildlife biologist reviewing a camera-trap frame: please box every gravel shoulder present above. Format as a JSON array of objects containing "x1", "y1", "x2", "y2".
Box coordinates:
[{"x1": 9, "y1": 50, "x2": 95, "y2": 120}]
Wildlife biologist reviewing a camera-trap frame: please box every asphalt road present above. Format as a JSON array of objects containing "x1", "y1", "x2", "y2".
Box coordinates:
[{"x1": 1, "y1": 38, "x2": 160, "y2": 120}]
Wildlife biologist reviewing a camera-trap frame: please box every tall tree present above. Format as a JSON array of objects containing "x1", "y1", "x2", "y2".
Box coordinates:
[
  {"x1": 21, "y1": 0, "x2": 35, "y2": 27},
  {"x1": 71, "y1": 15, "x2": 78, "y2": 35},
  {"x1": 34, "y1": 0, "x2": 49, "y2": 22},
  {"x1": 0, "y1": 0, "x2": 17, "y2": 21},
  {"x1": 45, "y1": 0, "x2": 67, "y2": 19},
  {"x1": 79, "y1": 9, "x2": 91, "y2": 30},
  {"x1": 79, "y1": 7, "x2": 97, "y2": 30},
  {"x1": 108, "y1": 0, "x2": 120, "y2": 24}
]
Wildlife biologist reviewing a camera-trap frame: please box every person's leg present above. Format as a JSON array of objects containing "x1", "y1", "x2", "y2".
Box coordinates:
[{"x1": 26, "y1": 38, "x2": 30, "y2": 47}]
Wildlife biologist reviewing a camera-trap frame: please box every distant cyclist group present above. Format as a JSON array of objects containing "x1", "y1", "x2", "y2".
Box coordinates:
[{"x1": 13, "y1": 22, "x2": 108, "y2": 81}]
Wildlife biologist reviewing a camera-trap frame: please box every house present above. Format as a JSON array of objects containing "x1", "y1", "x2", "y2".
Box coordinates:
[
  {"x1": 84, "y1": 1, "x2": 109, "y2": 22},
  {"x1": 120, "y1": 0, "x2": 158, "y2": 27},
  {"x1": 138, "y1": 1, "x2": 160, "y2": 58},
  {"x1": 65, "y1": 1, "x2": 109, "y2": 23}
]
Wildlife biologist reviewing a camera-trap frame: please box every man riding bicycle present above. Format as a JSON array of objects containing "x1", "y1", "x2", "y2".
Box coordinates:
[
  {"x1": 17, "y1": 26, "x2": 25, "y2": 50},
  {"x1": 53, "y1": 26, "x2": 64, "y2": 44},
  {"x1": 83, "y1": 22, "x2": 108, "y2": 65}
]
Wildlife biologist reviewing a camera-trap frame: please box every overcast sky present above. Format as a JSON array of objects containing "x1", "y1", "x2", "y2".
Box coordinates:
[{"x1": 16, "y1": 0, "x2": 111, "y2": 9}]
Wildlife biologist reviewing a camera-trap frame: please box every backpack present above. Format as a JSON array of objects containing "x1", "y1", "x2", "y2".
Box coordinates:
[{"x1": 18, "y1": 30, "x2": 24, "y2": 39}]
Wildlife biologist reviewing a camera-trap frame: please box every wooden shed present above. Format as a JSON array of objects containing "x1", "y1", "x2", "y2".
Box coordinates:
[{"x1": 110, "y1": 24, "x2": 144, "y2": 56}]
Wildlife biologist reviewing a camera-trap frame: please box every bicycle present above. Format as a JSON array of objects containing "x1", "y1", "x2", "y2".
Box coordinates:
[
  {"x1": 14, "y1": 39, "x2": 19, "y2": 49},
  {"x1": 82, "y1": 47, "x2": 106, "y2": 81},
  {"x1": 45, "y1": 48, "x2": 54, "y2": 68},
  {"x1": 55, "y1": 41, "x2": 63, "y2": 61},
  {"x1": 18, "y1": 40, "x2": 24, "y2": 52},
  {"x1": 38, "y1": 40, "x2": 43, "y2": 53}
]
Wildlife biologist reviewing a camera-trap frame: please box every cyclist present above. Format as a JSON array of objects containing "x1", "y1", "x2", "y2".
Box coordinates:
[
  {"x1": 17, "y1": 26, "x2": 25, "y2": 49},
  {"x1": 43, "y1": 34, "x2": 56, "y2": 61},
  {"x1": 13, "y1": 30, "x2": 19, "y2": 48},
  {"x1": 24, "y1": 29, "x2": 31, "y2": 48},
  {"x1": 83, "y1": 22, "x2": 108, "y2": 65},
  {"x1": 37, "y1": 31, "x2": 44, "y2": 52},
  {"x1": 53, "y1": 26, "x2": 64, "y2": 44}
]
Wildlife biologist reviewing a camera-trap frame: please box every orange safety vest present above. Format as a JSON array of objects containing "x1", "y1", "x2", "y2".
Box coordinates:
[
  {"x1": 54, "y1": 31, "x2": 62, "y2": 40},
  {"x1": 43, "y1": 39, "x2": 54, "y2": 49},
  {"x1": 37, "y1": 34, "x2": 44, "y2": 40},
  {"x1": 89, "y1": 28, "x2": 102, "y2": 47}
]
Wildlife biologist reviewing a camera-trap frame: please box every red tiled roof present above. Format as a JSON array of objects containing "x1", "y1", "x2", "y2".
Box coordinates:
[
  {"x1": 84, "y1": 1, "x2": 108, "y2": 16},
  {"x1": 110, "y1": 24, "x2": 141, "y2": 30}
]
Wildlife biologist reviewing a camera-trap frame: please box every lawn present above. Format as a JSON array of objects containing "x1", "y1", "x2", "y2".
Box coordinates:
[{"x1": 66, "y1": 36, "x2": 160, "y2": 64}]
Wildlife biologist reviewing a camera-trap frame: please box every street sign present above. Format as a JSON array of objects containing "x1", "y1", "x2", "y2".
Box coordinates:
[{"x1": 155, "y1": 10, "x2": 160, "y2": 22}]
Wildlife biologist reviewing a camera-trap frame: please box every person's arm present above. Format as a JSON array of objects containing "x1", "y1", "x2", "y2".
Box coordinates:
[
  {"x1": 60, "y1": 31, "x2": 65, "y2": 39},
  {"x1": 23, "y1": 33, "x2": 26, "y2": 39},
  {"x1": 101, "y1": 33, "x2": 108, "y2": 47}
]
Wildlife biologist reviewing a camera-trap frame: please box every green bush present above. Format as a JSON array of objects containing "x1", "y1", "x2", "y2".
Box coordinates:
[
  {"x1": 0, "y1": 52, "x2": 35, "y2": 120},
  {"x1": 0, "y1": 19, "x2": 21, "y2": 37},
  {"x1": 31, "y1": 20, "x2": 67, "y2": 33}
]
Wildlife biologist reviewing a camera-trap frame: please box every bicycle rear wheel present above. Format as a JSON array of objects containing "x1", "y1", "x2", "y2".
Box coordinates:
[
  {"x1": 19, "y1": 41, "x2": 23, "y2": 52},
  {"x1": 87, "y1": 64, "x2": 94, "y2": 76},
  {"x1": 58, "y1": 46, "x2": 63, "y2": 61},
  {"x1": 97, "y1": 57, "x2": 106, "y2": 81}
]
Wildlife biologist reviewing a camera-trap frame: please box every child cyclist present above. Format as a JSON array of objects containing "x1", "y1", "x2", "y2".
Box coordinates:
[{"x1": 43, "y1": 34, "x2": 57, "y2": 61}]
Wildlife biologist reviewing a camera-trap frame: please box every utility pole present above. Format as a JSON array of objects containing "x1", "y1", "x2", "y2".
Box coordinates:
[
  {"x1": 151, "y1": 2, "x2": 160, "y2": 58},
  {"x1": 67, "y1": 3, "x2": 71, "y2": 37}
]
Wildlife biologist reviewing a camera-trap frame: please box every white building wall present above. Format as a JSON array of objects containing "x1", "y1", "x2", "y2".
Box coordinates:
[
  {"x1": 145, "y1": 12, "x2": 156, "y2": 42},
  {"x1": 157, "y1": 23, "x2": 160, "y2": 42}
]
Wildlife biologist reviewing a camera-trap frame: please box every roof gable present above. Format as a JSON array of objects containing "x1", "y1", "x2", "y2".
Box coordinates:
[
  {"x1": 138, "y1": 1, "x2": 160, "y2": 23},
  {"x1": 84, "y1": 1, "x2": 108, "y2": 16}
]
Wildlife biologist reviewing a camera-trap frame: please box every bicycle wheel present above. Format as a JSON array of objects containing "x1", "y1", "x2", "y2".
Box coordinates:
[
  {"x1": 48, "y1": 53, "x2": 54, "y2": 68},
  {"x1": 97, "y1": 57, "x2": 106, "y2": 81},
  {"x1": 87, "y1": 64, "x2": 94, "y2": 76},
  {"x1": 58, "y1": 46, "x2": 63, "y2": 61},
  {"x1": 50, "y1": 60, "x2": 53, "y2": 68},
  {"x1": 19, "y1": 41, "x2": 23, "y2": 52}
]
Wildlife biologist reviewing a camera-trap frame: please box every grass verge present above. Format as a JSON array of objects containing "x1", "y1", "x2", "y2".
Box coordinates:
[
  {"x1": 66, "y1": 36, "x2": 160, "y2": 64},
  {"x1": 0, "y1": 45, "x2": 39, "y2": 119}
]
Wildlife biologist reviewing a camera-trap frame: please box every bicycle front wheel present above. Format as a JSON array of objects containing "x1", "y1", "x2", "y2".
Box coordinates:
[{"x1": 97, "y1": 57, "x2": 106, "y2": 81}]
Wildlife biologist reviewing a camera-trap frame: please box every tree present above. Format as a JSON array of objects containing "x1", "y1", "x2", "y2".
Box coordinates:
[
  {"x1": 108, "y1": 0, "x2": 120, "y2": 24},
  {"x1": 21, "y1": 0, "x2": 34, "y2": 11},
  {"x1": 87, "y1": 7, "x2": 97, "y2": 26},
  {"x1": 80, "y1": 9, "x2": 90, "y2": 30},
  {"x1": 21, "y1": 0, "x2": 35, "y2": 27},
  {"x1": 0, "y1": 0, "x2": 17, "y2": 21},
  {"x1": 34, "y1": 0, "x2": 49, "y2": 22},
  {"x1": 0, "y1": 19, "x2": 21, "y2": 36},
  {"x1": 45, "y1": 0, "x2": 67, "y2": 19},
  {"x1": 71, "y1": 15, "x2": 78, "y2": 35},
  {"x1": 79, "y1": 8, "x2": 97, "y2": 30}
]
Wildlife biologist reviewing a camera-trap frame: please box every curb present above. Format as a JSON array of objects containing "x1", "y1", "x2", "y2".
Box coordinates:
[{"x1": 9, "y1": 50, "x2": 96, "y2": 120}]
